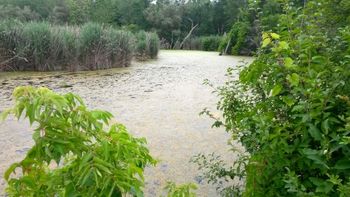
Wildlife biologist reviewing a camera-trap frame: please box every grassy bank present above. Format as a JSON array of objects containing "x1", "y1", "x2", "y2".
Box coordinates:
[{"x1": 0, "y1": 21, "x2": 159, "y2": 71}]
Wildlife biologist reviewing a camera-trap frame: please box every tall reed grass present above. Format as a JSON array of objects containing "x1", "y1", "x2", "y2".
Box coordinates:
[
  {"x1": 0, "y1": 21, "x2": 154, "y2": 71},
  {"x1": 134, "y1": 31, "x2": 160, "y2": 60}
]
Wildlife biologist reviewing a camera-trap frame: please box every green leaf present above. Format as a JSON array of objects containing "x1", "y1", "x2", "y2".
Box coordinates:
[
  {"x1": 284, "y1": 57, "x2": 293, "y2": 66},
  {"x1": 4, "y1": 163, "x2": 20, "y2": 181},
  {"x1": 0, "y1": 109, "x2": 11, "y2": 121},
  {"x1": 310, "y1": 177, "x2": 333, "y2": 193},
  {"x1": 262, "y1": 32, "x2": 269, "y2": 40},
  {"x1": 64, "y1": 183, "x2": 76, "y2": 197},
  {"x1": 282, "y1": 96, "x2": 295, "y2": 107},
  {"x1": 334, "y1": 159, "x2": 350, "y2": 170},
  {"x1": 284, "y1": 57, "x2": 297, "y2": 69},
  {"x1": 312, "y1": 56, "x2": 326, "y2": 64},
  {"x1": 308, "y1": 124, "x2": 322, "y2": 141},
  {"x1": 321, "y1": 119, "x2": 330, "y2": 134},
  {"x1": 302, "y1": 149, "x2": 328, "y2": 169},
  {"x1": 270, "y1": 84, "x2": 283, "y2": 97},
  {"x1": 287, "y1": 73, "x2": 300, "y2": 86},
  {"x1": 94, "y1": 163, "x2": 112, "y2": 174},
  {"x1": 270, "y1": 33, "x2": 280, "y2": 39},
  {"x1": 279, "y1": 41, "x2": 289, "y2": 50},
  {"x1": 262, "y1": 37, "x2": 271, "y2": 48}
]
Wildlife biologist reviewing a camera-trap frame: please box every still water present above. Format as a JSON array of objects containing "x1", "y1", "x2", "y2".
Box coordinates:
[{"x1": 0, "y1": 50, "x2": 252, "y2": 196}]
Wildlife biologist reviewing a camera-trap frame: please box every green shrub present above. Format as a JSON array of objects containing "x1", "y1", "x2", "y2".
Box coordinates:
[
  {"x1": 200, "y1": 36, "x2": 222, "y2": 51},
  {"x1": 104, "y1": 27, "x2": 133, "y2": 67},
  {"x1": 51, "y1": 26, "x2": 78, "y2": 70},
  {"x1": 0, "y1": 5, "x2": 40, "y2": 22},
  {"x1": 47, "y1": 26, "x2": 79, "y2": 70},
  {"x1": 198, "y1": 1, "x2": 350, "y2": 196},
  {"x1": 218, "y1": 22, "x2": 250, "y2": 55},
  {"x1": 181, "y1": 36, "x2": 222, "y2": 51},
  {"x1": 0, "y1": 21, "x2": 138, "y2": 71},
  {"x1": 182, "y1": 37, "x2": 201, "y2": 50},
  {"x1": 135, "y1": 31, "x2": 147, "y2": 59},
  {"x1": 79, "y1": 22, "x2": 105, "y2": 70},
  {"x1": 134, "y1": 31, "x2": 159, "y2": 60},
  {"x1": 0, "y1": 20, "x2": 23, "y2": 70},
  {"x1": 21, "y1": 22, "x2": 52, "y2": 71},
  {"x1": 164, "y1": 182, "x2": 198, "y2": 197},
  {"x1": 148, "y1": 32, "x2": 160, "y2": 59},
  {"x1": 1, "y1": 86, "x2": 156, "y2": 196}
]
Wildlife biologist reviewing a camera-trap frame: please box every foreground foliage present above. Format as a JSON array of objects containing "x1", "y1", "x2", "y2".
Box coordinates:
[
  {"x1": 164, "y1": 182, "x2": 198, "y2": 197},
  {"x1": 1, "y1": 86, "x2": 156, "y2": 196},
  {"x1": 196, "y1": 0, "x2": 350, "y2": 196}
]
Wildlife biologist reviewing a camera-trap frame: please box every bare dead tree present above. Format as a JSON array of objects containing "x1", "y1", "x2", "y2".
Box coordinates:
[{"x1": 179, "y1": 18, "x2": 198, "y2": 50}]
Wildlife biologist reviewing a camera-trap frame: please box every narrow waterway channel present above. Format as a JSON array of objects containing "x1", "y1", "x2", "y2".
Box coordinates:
[{"x1": 0, "y1": 50, "x2": 253, "y2": 196}]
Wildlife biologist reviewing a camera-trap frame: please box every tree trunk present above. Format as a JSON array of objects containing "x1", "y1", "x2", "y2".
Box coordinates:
[
  {"x1": 179, "y1": 18, "x2": 198, "y2": 50},
  {"x1": 224, "y1": 37, "x2": 231, "y2": 55}
]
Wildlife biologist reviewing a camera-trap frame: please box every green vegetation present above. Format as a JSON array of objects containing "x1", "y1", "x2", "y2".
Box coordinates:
[
  {"x1": 78, "y1": 22, "x2": 134, "y2": 70},
  {"x1": 219, "y1": 22, "x2": 250, "y2": 55},
  {"x1": 0, "y1": 0, "x2": 250, "y2": 52},
  {"x1": 134, "y1": 31, "x2": 160, "y2": 60},
  {"x1": 195, "y1": 0, "x2": 350, "y2": 196},
  {"x1": 1, "y1": 0, "x2": 350, "y2": 196},
  {"x1": 0, "y1": 4, "x2": 40, "y2": 21},
  {"x1": 0, "y1": 21, "x2": 160, "y2": 71},
  {"x1": 181, "y1": 36, "x2": 223, "y2": 51},
  {"x1": 164, "y1": 182, "x2": 198, "y2": 197},
  {"x1": 1, "y1": 86, "x2": 156, "y2": 196},
  {"x1": 218, "y1": 0, "x2": 304, "y2": 55}
]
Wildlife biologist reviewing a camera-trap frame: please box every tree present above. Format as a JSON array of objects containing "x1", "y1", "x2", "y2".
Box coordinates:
[
  {"x1": 51, "y1": 0, "x2": 69, "y2": 24},
  {"x1": 0, "y1": 0, "x2": 56, "y2": 19},
  {"x1": 66, "y1": 0, "x2": 91, "y2": 24},
  {"x1": 144, "y1": 2, "x2": 183, "y2": 48},
  {"x1": 0, "y1": 5, "x2": 40, "y2": 21}
]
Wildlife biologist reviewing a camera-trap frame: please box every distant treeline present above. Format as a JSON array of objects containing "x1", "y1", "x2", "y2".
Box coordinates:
[
  {"x1": 0, "y1": 0, "x2": 317, "y2": 57},
  {"x1": 0, "y1": 0, "x2": 247, "y2": 51},
  {"x1": 0, "y1": 21, "x2": 159, "y2": 71}
]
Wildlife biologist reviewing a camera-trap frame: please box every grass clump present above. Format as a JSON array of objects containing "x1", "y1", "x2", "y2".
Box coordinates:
[
  {"x1": 50, "y1": 26, "x2": 78, "y2": 70},
  {"x1": 21, "y1": 22, "x2": 52, "y2": 71},
  {"x1": 0, "y1": 21, "x2": 153, "y2": 71},
  {"x1": 78, "y1": 22, "x2": 106, "y2": 70},
  {"x1": 134, "y1": 31, "x2": 160, "y2": 60},
  {"x1": 0, "y1": 20, "x2": 23, "y2": 71},
  {"x1": 105, "y1": 27, "x2": 134, "y2": 68}
]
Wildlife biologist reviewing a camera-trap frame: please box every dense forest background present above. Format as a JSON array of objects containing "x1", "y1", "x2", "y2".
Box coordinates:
[
  {"x1": 0, "y1": 0, "x2": 242, "y2": 49},
  {"x1": 0, "y1": 0, "x2": 261, "y2": 54},
  {"x1": 1, "y1": 0, "x2": 349, "y2": 55}
]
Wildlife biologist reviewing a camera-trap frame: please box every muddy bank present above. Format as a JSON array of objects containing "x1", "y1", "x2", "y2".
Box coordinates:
[{"x1": 0, "y1": 50, "x2": 253, "y2": 196}]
